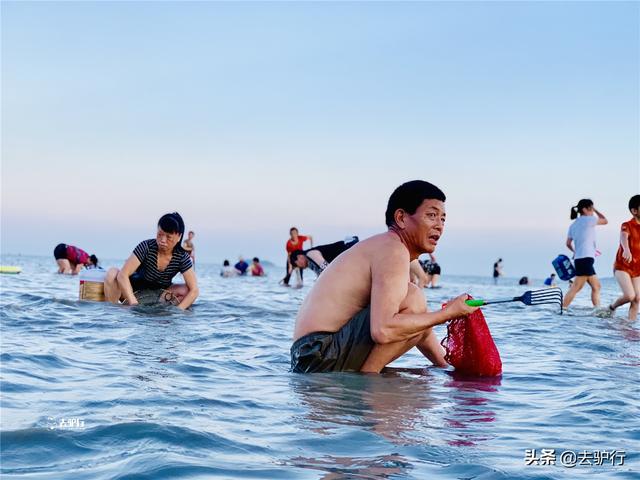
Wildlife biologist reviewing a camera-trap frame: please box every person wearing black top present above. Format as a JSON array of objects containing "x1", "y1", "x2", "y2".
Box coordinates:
[
  {"x1": 290, "y1": 236, "x2": 359, "y2": 278},
  {"x1": 104, "y1": 212, "x2": 199, "y2": 309}
]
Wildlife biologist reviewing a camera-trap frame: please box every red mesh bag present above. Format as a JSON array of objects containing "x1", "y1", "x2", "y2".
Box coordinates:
[{"x1": 441, "y1": 298, "x2": 502, "y2": 377}]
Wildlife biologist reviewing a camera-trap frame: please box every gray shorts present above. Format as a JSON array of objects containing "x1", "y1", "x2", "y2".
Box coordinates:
[{"x1": 290, "y1": 306, "x2": 374, "y2": 373}]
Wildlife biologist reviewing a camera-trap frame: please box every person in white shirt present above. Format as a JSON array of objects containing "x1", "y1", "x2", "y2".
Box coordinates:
[{"x1": 562, "y1": 199, "x2": 608, "y2": 309}]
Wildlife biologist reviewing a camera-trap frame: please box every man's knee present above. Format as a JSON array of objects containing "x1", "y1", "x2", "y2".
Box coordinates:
[{"x1": 402, "y1": 283, "x2": 426, "y2": 314}]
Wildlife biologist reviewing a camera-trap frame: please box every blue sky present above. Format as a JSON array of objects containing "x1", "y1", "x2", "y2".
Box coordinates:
[{"x1": 1, "y1": 1, "x2": 638, "y2": 277}]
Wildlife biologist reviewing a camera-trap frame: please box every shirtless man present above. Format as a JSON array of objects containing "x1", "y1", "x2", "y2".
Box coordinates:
[
  {"x1": 182, "y1": 231, "x2": 196, "y2": 266},
  {"x1": 291, "y1": 180, "x2": 479, "y2": 373}
]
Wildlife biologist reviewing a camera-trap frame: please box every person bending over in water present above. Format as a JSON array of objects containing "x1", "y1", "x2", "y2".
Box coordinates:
[
  {"x1": 562, "y1": 199, "x2": 607, "y2": 309},
  {"x1": 54, "y1": 243, "x2": 98, "y2": 274},
  {"x1": 289, "y1": 236, "x2": 359, "y2": 284},
  {"x1": 104, "y1": 212, "x2": 199, "y2": 310},
  {"x1": 609, "y1": 194, "x2": 640, "y2": 320},
  {"x1": 290, "y1": 180, "x2": 478, "y2": 373}
]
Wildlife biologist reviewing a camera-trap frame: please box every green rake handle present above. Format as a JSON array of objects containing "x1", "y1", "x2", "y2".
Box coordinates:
[{"x1": 465, "y1": 299, "x2": 486, "y2": 307}]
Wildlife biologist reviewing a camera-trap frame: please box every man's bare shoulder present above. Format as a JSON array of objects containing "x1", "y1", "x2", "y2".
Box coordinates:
[{"x1": 357, "y1": 232, "x2": 408, "y2": 260}]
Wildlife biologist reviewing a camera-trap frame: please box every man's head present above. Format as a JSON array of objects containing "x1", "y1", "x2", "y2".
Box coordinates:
[
  {"x1": 188, "y1": 231, "x2": 195, "y2": 239},
  {"x1": 253, "y1": 257, "x2": 260, "y2": 264},
  {"x1": 289, "y1": 227, "x2": 299, "y2": 239},
  {"x1": 385, "y1": 180, "x2": 446, "y2": 254},
  {"x1": 290, "y1": 250, "x2": 308, "y2": 269}
]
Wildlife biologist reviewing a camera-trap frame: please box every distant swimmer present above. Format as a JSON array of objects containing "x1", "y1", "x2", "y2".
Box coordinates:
[
  {"x1": 250, "y1": 257, "x2": 266, "y2": 277},
  {"x1": 221, "y1": 260, "x2": 238, "y2": 277},
  {"x1": 493, "y1": 258, "x2": 503, "y2": 284},
  {"x1": 562, "y1": 199, "x2": 607, "y2": 309},
  {"x1": 290, "y1": 180, "x2": 478, "y2": 373},
  {"x1": 182, "y1": 230, "x2": 196, "y2": 266},
  {"x1": 53, "y1": 244, "x2": 98, "y2": 275},
  {"x1": 282, "y1": 227, "x2": 313, "y2": 286},
  {"x1": 609, "y1": 195, "x2": 640, "y2": 320},
  {"x1": 235, "y1": 256, "x2": 249, "y2": 275},
  {"x1": 544, "y1": 273, "x2": 557, "y2": 287},
  {"x1": 289, "y1": 236, "x2": 359, "y2": 284},
  {"x1": 103, "y1": 212, "x2": 199, "y2": 310},
  {"x1": 518, "y1": 276, "x2": 530, "y2": 286}
]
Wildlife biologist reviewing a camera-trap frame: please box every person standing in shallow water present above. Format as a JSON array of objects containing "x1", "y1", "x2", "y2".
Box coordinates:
[
  {"x1": 562, "y1": 199, "x2": 607, "y2": 309},
  {"x1": 290, "y1": 180, "x2": 479, "y2": 373},
  {"x1": 493, "y1": 258, "x2": 503, "y2": 284},
  {"x1": 609, "y1": 194, "x2": 640, "y2": 320},
  {"x1": 182, "y1": 230, "x2": 196, "y2": 267},
  {"x1": 103, "y1": 212, "x2": 199, "y2": 310},
  {"x1": 282, "y1": 227, "x2": 313, "y2": 286}
]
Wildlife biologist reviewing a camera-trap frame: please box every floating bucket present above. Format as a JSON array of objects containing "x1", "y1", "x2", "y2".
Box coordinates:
[{"x1": 79, "y1": 269, "x2": 106, "y2": 301}]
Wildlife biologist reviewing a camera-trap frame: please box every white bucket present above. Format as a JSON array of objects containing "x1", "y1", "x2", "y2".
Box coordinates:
[{"x1": 79, "y1": 269, "x2": 106, "y2": 302}]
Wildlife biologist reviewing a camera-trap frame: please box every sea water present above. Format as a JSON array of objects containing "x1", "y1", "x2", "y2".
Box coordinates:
[{"x1": 1, "y1": 255, "x2": 638, "y2": 479}]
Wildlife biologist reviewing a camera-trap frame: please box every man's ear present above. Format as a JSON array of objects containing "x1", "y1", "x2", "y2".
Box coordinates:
[{"x1": 393, "y1": 209, "x2": 407, "y2": 229}]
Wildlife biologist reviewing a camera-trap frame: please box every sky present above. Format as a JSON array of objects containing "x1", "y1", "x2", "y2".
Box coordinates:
[{"x1": 1, "y1": 1, "x2": 638, "y2": 278}]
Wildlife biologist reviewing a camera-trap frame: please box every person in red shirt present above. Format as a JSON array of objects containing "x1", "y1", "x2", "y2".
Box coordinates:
[
  {"x1": 610, "y1": 194, "x2": 640, "y2": 320},
  {"x1": 250, "y1": 257, "x2": 266, "y2": 277},
  {"x1": 282, "y1": 227, "x2": 313, "y2": 286},
  {"x1": 53, "y1": 243, "x2": 98, "y2": 274}
]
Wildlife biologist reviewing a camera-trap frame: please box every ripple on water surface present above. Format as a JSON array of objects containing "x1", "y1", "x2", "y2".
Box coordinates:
[{"x1": 0, "y1": 256, "x2": 638, "y2": 479}]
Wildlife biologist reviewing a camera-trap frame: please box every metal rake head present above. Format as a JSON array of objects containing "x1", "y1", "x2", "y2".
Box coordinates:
[{"x1": 522, "y1": 287, "x2": 563, "y2": 313}]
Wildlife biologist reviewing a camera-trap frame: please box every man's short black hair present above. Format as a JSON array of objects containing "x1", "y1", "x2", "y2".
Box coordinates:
[
  {"x1": 385, "y1": 180, "x2": 446, "y2": 227},
  {"x1": 289, "y1": 250, "x2": 304, "y2": 264},
  {"x1": 629, "y1": 195, "x2": 640, "y2": 211}
]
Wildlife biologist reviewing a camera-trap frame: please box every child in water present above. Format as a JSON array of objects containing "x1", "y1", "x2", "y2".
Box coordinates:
[{"x1": 609, "y1": 195, "x2": 640, "y2": 320}]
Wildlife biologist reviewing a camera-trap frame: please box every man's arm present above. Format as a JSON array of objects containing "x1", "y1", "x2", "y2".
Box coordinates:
[
  {"x1": 116, "y1": 254, "x2": 142, "y2": 306},
  {"x1": 369, "y1": 247, "x2": 477, "y2": 345}
]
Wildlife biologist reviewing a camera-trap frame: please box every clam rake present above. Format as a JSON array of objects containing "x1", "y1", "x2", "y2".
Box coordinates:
[{"x1": 465, "y1": 287, "x2": 564, "y2": 314}]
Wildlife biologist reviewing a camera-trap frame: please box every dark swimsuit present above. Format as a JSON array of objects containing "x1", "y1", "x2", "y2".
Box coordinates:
[{"x1": 290, "y1": 306, "x2": 374, "y2": 373}]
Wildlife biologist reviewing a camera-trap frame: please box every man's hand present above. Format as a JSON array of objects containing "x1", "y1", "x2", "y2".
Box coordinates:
[{"x1": 443, "y1": 294, "x2": 480, "y2": 320}]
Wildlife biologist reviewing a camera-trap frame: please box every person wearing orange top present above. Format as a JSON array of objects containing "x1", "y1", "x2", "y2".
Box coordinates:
[
  {"x1": 282, "y1": 227, "x2": 313, "y2": 286},
  {"x1": 609, "y1": 195, "x2": 640, "y2": 320}
]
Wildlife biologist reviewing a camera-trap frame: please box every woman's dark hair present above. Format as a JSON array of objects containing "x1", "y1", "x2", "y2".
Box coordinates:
[
  {"x1": 570, "y1": 199, "x2": 593, "y2": 219},
  {"x1": 290, "y1": 227, "x2": 298, "y2": 235},
  {"x1": 629, "y1": 195, "x2": 640, "y2": 211},
  {"x1": 89, "y1": 255, "x2": 99, "y2": 267},
  {"x1": 385, "y1": 180, "x2": 446, "y2": 227},
  {"x1": 223, "y1": 260, "x2": 230, "y2": 266},
  {"x1": 253, "y1": 257, "x2": 260, "y2": 263},
  {"x1": 158, "y1": 212, "x2": 186, "y2": 251}
]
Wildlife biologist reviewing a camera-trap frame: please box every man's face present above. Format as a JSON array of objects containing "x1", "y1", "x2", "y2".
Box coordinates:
[
  {"x1": 295, "y1": 256, "x2": 308, "y2": 269},
  {"x1": 402, "y1": 199, "x2": 446, "y2": 254}
]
